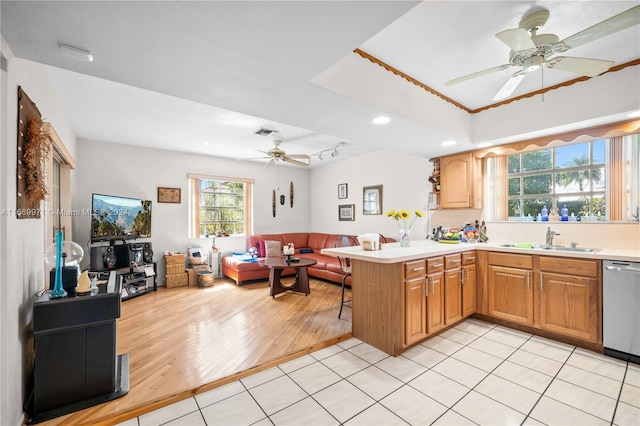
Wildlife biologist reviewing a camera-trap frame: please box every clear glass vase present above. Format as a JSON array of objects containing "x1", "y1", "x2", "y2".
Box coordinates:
[{"x1": 399, "y1": 229, "x2": 411, "y2": 247}]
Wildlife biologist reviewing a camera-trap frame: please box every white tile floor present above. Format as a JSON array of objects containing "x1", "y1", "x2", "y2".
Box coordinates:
[{"x1": 117, "y1": 319, "x2": 640, "y2": 426}]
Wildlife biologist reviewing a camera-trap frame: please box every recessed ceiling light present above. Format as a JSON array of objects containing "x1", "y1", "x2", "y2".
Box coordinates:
[
  {"x1": 59, "y1": 43, "x2": 93, "y2": 62},
  {"x1": 372, "y1": 116, "x2": 391, "y2": 125},
  {"x1": 477, "y1": 142, "x2": 492, "y2": 148},
  {"x1": 441, "y1": 140, "x2": 456, "y2": 146},
  {"x1": 627, "y1": 110, "x2": 640, "y2": 118}
]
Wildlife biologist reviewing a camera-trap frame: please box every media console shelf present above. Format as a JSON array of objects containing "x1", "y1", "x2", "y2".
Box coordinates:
[
  {"x1": 119, "y1": 263, "x2": 157, "y2": 300},
  {"x1": 92, "y1": 263, "x2": 157, "y2": 300}
]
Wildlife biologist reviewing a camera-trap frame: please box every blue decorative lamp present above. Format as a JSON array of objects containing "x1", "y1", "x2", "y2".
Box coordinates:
[{"x1": 45, "y1": 230, "x2": 84, "y2": 299}]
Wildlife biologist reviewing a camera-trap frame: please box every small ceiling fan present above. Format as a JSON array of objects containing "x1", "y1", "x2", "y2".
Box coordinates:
[
  {"x1": 249, "y1": 140, "x2": 311, "y2": 167},
  {"x1": 446, "y1": 5, "x2": 640, "y2": 101}
]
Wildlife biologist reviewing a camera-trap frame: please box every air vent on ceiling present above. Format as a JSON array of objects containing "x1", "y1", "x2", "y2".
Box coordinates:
[{"x1": 254, "y1": 128, "x2": 276, "y2": 136}]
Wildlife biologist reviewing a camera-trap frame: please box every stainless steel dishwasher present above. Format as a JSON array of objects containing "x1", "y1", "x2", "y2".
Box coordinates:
[{"x1": 603, "y1": 260, "x2": 640, "y2": 364}]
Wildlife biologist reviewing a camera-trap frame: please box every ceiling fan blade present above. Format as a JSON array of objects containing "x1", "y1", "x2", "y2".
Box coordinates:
[
  {"x1": 495, "y1": 28, "x2": 536, "y2": 52},
  {"x1": 546, "y1": 56, "x2": 614, "y2": 77},
  {"x1": 264, "y1": 158, "x2": 275, "y2": 168},
  {"x1": 284, "y1": 154, "x2": 311, "y2": 159},
  {"x1": 446, "y1": 64, "x2": 513, "y2": 86},
  {"x1": 559, "y1": 5, "x2": 640, "y2": 49},
  {"x1": 282, "y1": 156, "x2": 309, "y2": 167},
  {"x1": 492, "y1": 70, "x2": 527, "y2": 101}
]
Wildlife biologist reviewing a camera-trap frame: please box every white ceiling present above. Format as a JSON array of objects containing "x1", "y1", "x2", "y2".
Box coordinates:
[{"x1": 2, "y1": 1, "x2": 639, "y2": 167}]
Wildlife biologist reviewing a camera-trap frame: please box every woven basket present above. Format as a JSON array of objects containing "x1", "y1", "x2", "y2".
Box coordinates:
[
  {"x1": 166, "y1": 272, "x2": 188, "y2": 288},
  {"x1": 166, "y1": 263, "x2": 184, "y2": 276},
  {"x1": 164, "y1": 253, "x2": 186, "y2": 264},
  {"x1": 189, "y1": 256, "x2": 207, "y2": 265},
  {"x1": 197, "y1": 271, "x2": 214, "y2": 287}
]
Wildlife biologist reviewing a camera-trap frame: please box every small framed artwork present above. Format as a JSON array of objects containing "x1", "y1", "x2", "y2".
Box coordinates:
[
  {"x1": 363, "y1": 185, "x2": 382, "y2": 215},
  {"x1": 338, "y1": 204, "x2": 355, "y2": 221},
  {"x1": 338, "y1": 183, "x2": 348, "y2": 199},
  {"x1": 157, "y1": 187, "x2": 181, "y2": 203}
]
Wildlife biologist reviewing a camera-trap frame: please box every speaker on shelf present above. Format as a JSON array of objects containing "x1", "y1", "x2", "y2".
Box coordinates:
[
  {"x1": 143, "y1": 242, "x2": 153, "y2": 264},
  {"x1": 90, "y1": 246, "x2": 118, "y2": 271}
]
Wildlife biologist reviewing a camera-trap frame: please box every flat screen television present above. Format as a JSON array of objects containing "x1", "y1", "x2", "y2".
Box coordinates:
[{"x1": 91, "y1": 193, "x2": 152, "y2": 242}]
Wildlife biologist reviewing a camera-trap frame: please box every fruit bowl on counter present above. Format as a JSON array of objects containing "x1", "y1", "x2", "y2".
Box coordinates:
[{"x1": 439, "y1": 228, "x2": 462, "y2": 244}]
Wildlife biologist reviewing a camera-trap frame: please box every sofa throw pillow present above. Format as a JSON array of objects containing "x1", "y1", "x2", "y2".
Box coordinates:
[
  {"x1": 264, "y1": 240, "x2": 282, "y2": 258},
  {"x1": 299, "y1": 248, "x2": 313, "y2": 253},
  {"x1": 256, "y1": 240, "x2": 266, "y2": 257}
]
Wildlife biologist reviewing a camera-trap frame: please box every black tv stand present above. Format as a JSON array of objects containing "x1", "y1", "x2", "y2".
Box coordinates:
[{"x1": 119, "y1": 263, "x2": 157, "y2": 300}]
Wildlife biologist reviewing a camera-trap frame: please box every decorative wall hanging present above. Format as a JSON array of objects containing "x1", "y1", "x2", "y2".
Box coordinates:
[
  {"x1": 17, "y1": 87, "x2": 52, "y2": 219},
  {"x1": 363, "y1": 185, "x2": 383, "y2": 215},
  {"x1": 338, "y1": 204, "x2": 355, "y2": 221},
  {"x1": 279, "y1": 194, "x2": 285, "y2": 205},
  {"x1": 272, "y1": 190, "x2": 276, "y2": 217},
  {"x1": 338, "y1": 183, "x2": 348, "y2": 199},
  {"x1": 157, "y1": 187, "x2": 181, "y2": 203},
  {"x1": 290, "y1": 181, "x2": 294, "y2": 208}
]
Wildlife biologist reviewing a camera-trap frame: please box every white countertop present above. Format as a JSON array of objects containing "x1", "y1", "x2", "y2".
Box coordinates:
[{"x1": 321, "y1": 239, "x2": 640, "y2": 263}]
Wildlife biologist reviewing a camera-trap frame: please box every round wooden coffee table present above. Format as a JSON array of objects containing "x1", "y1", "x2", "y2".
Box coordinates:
[{"x1": 258, "y1": 257, "x2": 317, "y2": 298}]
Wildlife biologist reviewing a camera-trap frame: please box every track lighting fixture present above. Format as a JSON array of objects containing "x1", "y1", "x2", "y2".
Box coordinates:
[{"x1": 311, "y1": 141, "x2": 347, "y2": 162}]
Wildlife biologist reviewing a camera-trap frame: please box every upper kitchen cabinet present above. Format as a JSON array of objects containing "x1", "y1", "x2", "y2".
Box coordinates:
[{"x1": 439, "y1": 152, "x2": 483, "y2": 209}]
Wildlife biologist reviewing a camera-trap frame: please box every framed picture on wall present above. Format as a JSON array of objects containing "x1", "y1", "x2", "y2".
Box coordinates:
[
  {"x1": 338, "y1": 204, "x2": 355, "y2": 221},
  {"x1": 338, "y1": 183, "x2": 348, "y2": 199},
  {"x1": 363, "y1": 185, "x2": 382, "y2": 215},
  {"x1": 157, "y1": 187, "x2": 181, "y2": 203}
]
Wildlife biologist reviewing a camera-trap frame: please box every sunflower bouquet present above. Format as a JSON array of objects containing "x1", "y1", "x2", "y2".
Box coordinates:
[{"x1": 386, "y1": 209, "x2": 424, "y2": 230}]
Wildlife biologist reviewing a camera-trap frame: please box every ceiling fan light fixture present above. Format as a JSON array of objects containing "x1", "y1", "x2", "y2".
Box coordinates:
[
  {"x1": 524, "y1": 56, "x2": 543, "y2": 72},
  {"x1": 59, "y1": 43, "x2": 93, "y2": 62}
]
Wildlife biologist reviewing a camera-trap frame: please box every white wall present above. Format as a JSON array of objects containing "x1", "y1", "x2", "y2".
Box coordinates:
[
  {"x1": 0, "y1": 44, "x2": 77, "y2": 425},
  {"x1": 72, "y1": 140, "x2": 311, "y2": 281},
  {"x1": 310, "y1": 149, "x2": 431, "y2": 241}
]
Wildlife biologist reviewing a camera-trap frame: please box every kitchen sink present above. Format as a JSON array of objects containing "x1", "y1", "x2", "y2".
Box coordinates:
[
  {"x1": 493, "y1": 243, "x2": 599, "y2": 253},
  {"x1": 541, "y1": 246, "x2": 600, "y2": 253}
]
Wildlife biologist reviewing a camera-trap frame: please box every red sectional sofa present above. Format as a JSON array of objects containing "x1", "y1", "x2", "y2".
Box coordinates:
[{"x1": 222, "y1": 232, "x2": 358, "y2": 285}]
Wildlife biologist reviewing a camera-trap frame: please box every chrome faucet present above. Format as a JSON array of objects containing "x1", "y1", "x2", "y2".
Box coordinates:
[{"x1": 546, "y1": 227, "x2": 560, "y2": 246}]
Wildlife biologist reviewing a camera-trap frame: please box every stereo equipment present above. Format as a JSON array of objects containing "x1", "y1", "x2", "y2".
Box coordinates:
[
  {"x1": 143, "y1": 242, "x2": 153, "y2": 264},
  {"x1": 90, "y1": 242, "x2": 153, "y2": 272},
  {"x1": 90, "y1": 246, "x2": 118, "y2": 271}
]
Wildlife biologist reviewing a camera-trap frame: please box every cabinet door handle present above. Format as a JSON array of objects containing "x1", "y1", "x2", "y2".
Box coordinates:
[
  {"x1": 539, "y1": 272, "x2": 543, "y2": 290},
  {"x1": 432, "y1": 263, "x2": 444, "y2": 268},
  {"x1": 449, "y1": 260, "x2": 460, "y2": 264},
  {"x1": 526, "y1": 271, "x2": 530, "y2": 288},
  {"x1": 412, "y1": 267, "x2": 425, "y2": 272},
  {"x1": 468, "y1": 192, "x2": 471, "y2": 205},
  {"x1": 466, "y1": 257, "x2": 475, "y2": 262},
  {"x1": 425, "y1": 277, "x2": 429, "y2": 296},
  {"x1": 460, "y1": 269, "x2": 464, "y2": 284}
]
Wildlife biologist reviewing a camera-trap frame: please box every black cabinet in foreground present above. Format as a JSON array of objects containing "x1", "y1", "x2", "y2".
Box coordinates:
[{"x1": 26, "y1": 274, "x2": 129, "y2": 424}]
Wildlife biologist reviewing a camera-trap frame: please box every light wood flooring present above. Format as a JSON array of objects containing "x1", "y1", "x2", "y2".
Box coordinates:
[{"x1": 38, "y1": 277, "x2": 352, "y2": 425}]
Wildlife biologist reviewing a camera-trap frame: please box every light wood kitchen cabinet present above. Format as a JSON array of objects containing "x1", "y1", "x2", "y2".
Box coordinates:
[
  {"x1": 538, "y1": 256, "x2": 601, "y2": 343},
  {"x1": 426, "y1": 257, "x2": 445, "y2": 334},
  {"x1": 461, "y1": 251, "x2": 476, "y2": 318},
  {"x1": 444, "y1": 254, "x2": 463, "y2": 325},
  {"x1": 404, "y1": 260, "x2": 428, "y2": 346},
  {"x1": 487, "y1": 252, "x2": 534, "y2": 325},
  {"x1": 439, "y1": 152, "x2": 482, "y2": 209}
]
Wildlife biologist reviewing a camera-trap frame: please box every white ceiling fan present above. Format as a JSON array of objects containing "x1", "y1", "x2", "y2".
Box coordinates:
[
  {"x1": 249, "y1": 139, "x2": 311, "y2": 167},
  {"x1": 446, "y1": 5, "x2": 640, "y2": 101}
]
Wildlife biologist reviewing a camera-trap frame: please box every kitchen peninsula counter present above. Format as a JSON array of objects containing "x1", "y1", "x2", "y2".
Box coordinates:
[{"x1": 321, "y1": 240, "x2": 638, "y2": 356}]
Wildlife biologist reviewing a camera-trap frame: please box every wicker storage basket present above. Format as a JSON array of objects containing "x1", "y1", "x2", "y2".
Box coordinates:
[
  {"x1": 166, "y1": 263, "x2": 185, "y2": 275},
  {"x1": 164, "y1": 253, "x2": 186, "y2": 265},
  {"x1": 197, "y1": 271, "x2": 214, "y2": 287},
  {"x1": 166, "y1": 272, "x2": 188, "y2": 288},
  {"x1": 188, "y1": 256, "x2": 207, "y2": 265},
  {"x1": 188, "y1": 266, "x2": 211, "y2": 286}
]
